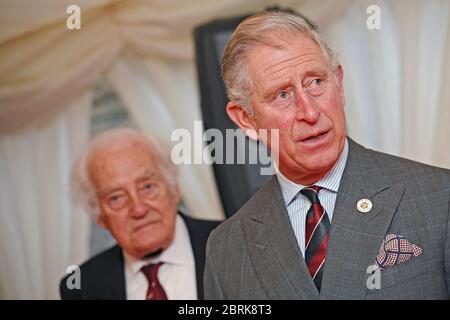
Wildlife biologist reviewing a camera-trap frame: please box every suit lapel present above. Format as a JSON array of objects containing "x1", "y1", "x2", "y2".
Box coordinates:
[
  {"x1": 183, "y1": 216, "x2": 205, "y2": 300},
  {"x1": 320, "y1": 139, "x2": 405, "y2": 299},
  {"x1": 94, "y1": 245, "x2": 126, "y2": 299},
  {"x1": 242, "y1": 177, "x2": 319, "y2": 299},
  {"x1": 182, "y1": 213, "x2": 220, "y2": 300},
  {"x1": 113, "y1": 247, "x2": 127, "y2": 299}
]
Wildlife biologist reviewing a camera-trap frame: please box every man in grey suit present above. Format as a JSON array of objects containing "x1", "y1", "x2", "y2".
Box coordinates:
[{"x1": 204, "y1": 10, "x2": 450, "y2": 299}]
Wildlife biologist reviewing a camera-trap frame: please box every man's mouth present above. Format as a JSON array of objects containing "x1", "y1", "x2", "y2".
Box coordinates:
[
  {"x1": 300, "y1": 130, "x2": 329, "y2": 142},
  {"x1": 133, "y1": 220, "x2": 157, "y2": 232}
]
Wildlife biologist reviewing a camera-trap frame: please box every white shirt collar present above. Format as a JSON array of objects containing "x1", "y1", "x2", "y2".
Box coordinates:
[
  {"x1": 123, "y1": 214, "x2": 195, "y2": 277},
  {"x1": 276, "y1": 138, "x2": 349, "y2": 206}
]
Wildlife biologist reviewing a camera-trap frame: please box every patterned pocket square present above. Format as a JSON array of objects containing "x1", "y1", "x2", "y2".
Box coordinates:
[{"x1": 372, "y1": 234, "x2": 422, "y2": 270}]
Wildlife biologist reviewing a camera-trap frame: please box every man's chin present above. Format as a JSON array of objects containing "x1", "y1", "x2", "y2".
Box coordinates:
[
  {"x1": 300, "y1": 146, "x2": 340, "y2": 169},
  {"x1": 132, "y1": 220, "x2": 161, "y2": 234},
  {"x1": 280, "y1": 153, "x2": 339, "y2": 183},
  {"x1": 127, "y1": 244, "x2": 162, "y2": 259},
  {"x1": 130, "y1": 237, "x2": 171, "y2": 256}
]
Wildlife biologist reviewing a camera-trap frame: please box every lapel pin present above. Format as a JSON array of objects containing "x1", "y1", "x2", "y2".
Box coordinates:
[{"x1": 357, "y1": 199, "x2": 372, "y2": 213}]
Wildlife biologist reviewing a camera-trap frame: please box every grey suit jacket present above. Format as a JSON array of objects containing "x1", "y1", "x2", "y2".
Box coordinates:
[{"x1": 204, "y1": 138, "x2": 450, "y2": 299}]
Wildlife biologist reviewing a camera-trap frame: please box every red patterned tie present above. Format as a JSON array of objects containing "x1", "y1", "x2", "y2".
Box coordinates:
[
  {"x1": 301, "y1": 186, "x2": 331, "y2": 291},
  {"x1": 141, "y1": 262, "x2": 168, "y2": 300}
]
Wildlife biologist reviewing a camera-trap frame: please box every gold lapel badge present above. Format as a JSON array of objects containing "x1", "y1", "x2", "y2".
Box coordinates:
[{"x1": 357, "y1": 199, "x2": 373, "y2": 213}]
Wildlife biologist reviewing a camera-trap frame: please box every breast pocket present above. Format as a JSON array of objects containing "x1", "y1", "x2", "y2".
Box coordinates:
[{"x1": 369, "y1": 255, "x2": 431, "y2": 291}]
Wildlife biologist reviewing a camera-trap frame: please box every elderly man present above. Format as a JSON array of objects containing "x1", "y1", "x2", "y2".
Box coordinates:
[
  {"x1": 60, "y1": 129, "x2": 219, "y2": 300},
  {"x1": 204, "y1": 10, "x2": 450, "y2": 299}
]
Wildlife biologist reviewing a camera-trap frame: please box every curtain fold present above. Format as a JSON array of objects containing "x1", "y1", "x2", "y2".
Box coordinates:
[
  {"x1": 1, "y1": 0, "x2": 329, "y2": 133},
  {"x1": 0, "y1": 91, "x2": 91, "y2": 299},
  {"x1": 324, "y1": 0, "x2": 450, "y2": 169},
  {"x1": 0, "y1": 6, "x2": 122, "y2": 133},
  {"x1": 434, "y1": 8, "x2": 450, "y2": 168}
]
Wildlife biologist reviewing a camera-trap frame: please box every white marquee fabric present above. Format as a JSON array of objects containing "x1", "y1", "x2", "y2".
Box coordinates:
[
  {"x1": 328, "y1": 0, "x2": 450, "y2": 167},
  {"x1": 0, "y1": 0, "x2": 448, "y2": 299}
]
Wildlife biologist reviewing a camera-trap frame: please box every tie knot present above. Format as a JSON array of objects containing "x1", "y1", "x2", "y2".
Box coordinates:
[
  {"x1": 141, "y1": 261, "x2": 163, "y2": 282},
  {"x1": 300, "y1": 186, "x2": 322, "y2": 204}
]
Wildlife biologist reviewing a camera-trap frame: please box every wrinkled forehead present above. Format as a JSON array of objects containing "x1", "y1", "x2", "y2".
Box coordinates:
[
  {"x1": 245, "y1": 32, "x2": 328, "y2": 84},
  {"x1": 87, "y1": 141, "x2": 159, "y2": 186},
  {"x1": 88, "y1": 139, "x2": 154, "y2": 166}
]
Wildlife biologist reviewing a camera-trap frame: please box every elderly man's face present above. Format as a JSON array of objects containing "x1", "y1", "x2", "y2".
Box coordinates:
[
  {"x1": 89, "y1": 142, "x2": 179, "y2": 258},
  {"x1": 228, "y1": 32, "x2": 346, "y2": 184}
]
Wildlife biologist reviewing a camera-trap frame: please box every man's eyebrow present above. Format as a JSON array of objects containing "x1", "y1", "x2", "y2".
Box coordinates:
[
  {"x1": 98, "y1": 172, "x2": 156, "y2": 195},
  {"x1": 139, "y1": 171, "x2": 155, "y2": 180},
  {"x1": 262, "y1": 68, "x2": 330, "y2": 99},
  {"x1": 303, "y1": 69, "x2": 328, "y2": 78},
  {"x1": 99, "y1": 187, "x2": 123, "y2": 197},
  {"x1": 261, "y1": 65, "x2": 330, "y2": 96},
  {"x1": 262, "y1": 80, "x2": 291, "y2": 100}
]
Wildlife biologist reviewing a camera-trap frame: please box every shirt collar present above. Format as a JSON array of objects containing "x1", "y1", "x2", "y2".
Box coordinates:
[
  {"x1": 276, "y1": 138, "x2": 349, "y2": 206},
  {"x1": 123, "y1": 214, "x2": 195, "y2": 277}
]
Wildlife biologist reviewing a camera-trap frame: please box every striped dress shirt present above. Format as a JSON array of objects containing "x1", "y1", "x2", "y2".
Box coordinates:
[{"x1": 275, "y1": 138, "x2": 349, "y2": 257}]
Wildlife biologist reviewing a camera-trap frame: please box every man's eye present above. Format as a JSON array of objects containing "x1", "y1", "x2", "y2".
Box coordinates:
[
  {"x1": 141, "y1": 183, "x2": 158, "y2": 197},
  {"x1": 278, "y1": 91, "x2": 289, "y2": 99},
  {"x1": 109, "y1": 195, "x2": 123, "y2": 202},
  {"x1": 110, "y1": 195, "x2": 120, "y2": 201},
  {"x1": 107, "y1": 194, "x2": 126, "y2": 210},
  {"x1": 312, "y1": 79, "x2": 322, "y2": 86},
  {"x1": 144, "y1": 183, "x2": 153, "y2": 190}
]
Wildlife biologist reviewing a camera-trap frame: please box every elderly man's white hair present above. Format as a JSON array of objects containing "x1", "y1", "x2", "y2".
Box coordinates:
[{"x1": 70, "y1": 128, "x2": 179, "y2": 219}]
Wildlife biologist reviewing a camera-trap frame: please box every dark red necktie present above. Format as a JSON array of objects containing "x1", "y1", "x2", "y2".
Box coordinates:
[
  {"x1": 300, "y1": 186, "x2": 331, "y2": 291},
  {"x1": 141, "y1": 262, "x2": 168, "y2": 300}
]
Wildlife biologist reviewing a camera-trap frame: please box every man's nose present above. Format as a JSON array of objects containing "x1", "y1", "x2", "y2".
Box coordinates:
[
  {"x1": 130, "y1": 194, "x2": 149, "y2": 218},
  {"x1": 294, "y1": 89, "x2": 320, "y2": 123}
]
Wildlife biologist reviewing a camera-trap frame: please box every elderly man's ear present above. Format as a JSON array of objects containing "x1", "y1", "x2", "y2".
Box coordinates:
[
  {"x1": 226, "y1": 102, "x2": 259, "y2": 141},
  {"x1": 173, "y1": 186, "x2": 181, "y2": 204}
]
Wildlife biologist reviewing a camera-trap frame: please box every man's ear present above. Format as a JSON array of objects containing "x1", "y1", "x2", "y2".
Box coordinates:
[
  {"x1": 336, "y1": 64, "x2": 345, "y2": 105},
  {"x1": 226, "y1": 101, "x2": 259, "y2": 141},
  {"x1": 173, "y1": 186, "x2": 181, "y2": 204}
]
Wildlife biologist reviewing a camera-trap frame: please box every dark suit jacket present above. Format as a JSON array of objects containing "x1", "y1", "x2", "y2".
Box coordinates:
[
  {"x1": 60, "y1": 214, "x2": 219, "y2": 300},
  {"x1": 204, "y1": 138, "x2": 450, "y2": 299}
]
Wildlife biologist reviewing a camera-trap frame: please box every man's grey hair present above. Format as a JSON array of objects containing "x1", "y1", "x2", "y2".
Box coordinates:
[
  {"x1": 70, "y1": 128, "x2": 179, "y2": 219},
  {"x1": 222, "y1": 10, "x2": 340, "y2": 113}
]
